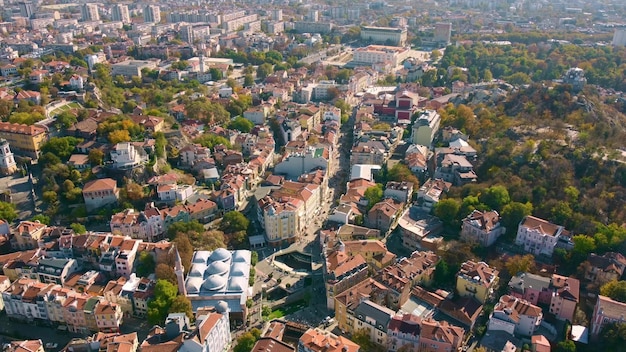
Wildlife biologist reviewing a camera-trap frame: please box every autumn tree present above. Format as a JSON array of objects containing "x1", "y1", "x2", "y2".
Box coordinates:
[
  {"x1": 233, "y1": 328, "x2": 262, "y2": 352},
  {"x1": 108, "y1": 129, "x2": 131, "y2": 144},
  {"x1": 220, "y1": 211, "x2": 250, "y2": 234},
  {"x1": 168, "y1": 295, "x2": 194, "y2": 322},
  {"x1": 156, "y1": 263, "x2": 177, "y2": 284},
  {"x1": 600, "y1": 280, "x2": 626, "y2": 303},
  {"x1": 505, "y1": 254, "x2": 536, "y2": 277}
]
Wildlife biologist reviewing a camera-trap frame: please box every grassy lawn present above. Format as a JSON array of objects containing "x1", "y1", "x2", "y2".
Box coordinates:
[
  {"x1": 50, "y1": 102, "x2": 82, "y2": 116},
  {"x1": 264, "y1": 299, "x2": 307, "y2": 320}
]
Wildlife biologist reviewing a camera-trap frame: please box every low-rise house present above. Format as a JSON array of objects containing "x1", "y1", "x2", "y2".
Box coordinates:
[
  {"x1": 187, "y1": 198, "x2": 219, "y2": 223},
  {"x1": 69, "y1": 75, "x2": 84, "y2": 90},
  {"x1": 133, "y1": 278, "x2": 154, "y2": 317},
  {"x1": 460, "y1": 210, "x2": 505, "y2": 247},
  {"x1": 298, "y1": 328, "x2": 360, "y2": 352},
  {"x1": 83, "y1": 178, "x2": 119, "y2": 212},
  {"x1": 591, "y1": 295, "x2": 626, "y2": 336},
  {"x1": 418, "y1": 318, "x2": 464, "y2": 352},
  {"x1": 583, "y1": 252, "x2": 626, "y2": 288},
  {"x1": 433, "y1": 153, "x2": 477, "y2": 186},
  {"x1": 5, "y1": 340, "x2": 44, "y2": 352},
  {"x1": 515, "y1": 216, "x2": 572, "y2": 258},
  {"x1": 366, "y1": 198, "x2": 404, "y2": 233},
  {"x1": 416, "y1": 178, "x2": 451, "y2": 212},
  {"x1": 11, "y1": 220, "x2": 47, "y2": 250},
  {"x1": 68, "y1": 154, "x2": 90, "y2": 170},
  {"x1": 131, "y1": 115, "x2": 164, "y2": 133},
  {"x1": 488, "y1": 295, "x2": 543, "y2": 337},
  {"x1": 110, "y1": 142, "x2": 149, "y2": 170},
  {"x1": 456, "y1": 261, "x2": 499, "y2": 304},
  {"x1": 157, "y1": 184, "x2": 194, "y2": 203},
  {"x1": 384, "y1": 181, "x2": 414, "y2": 203}
]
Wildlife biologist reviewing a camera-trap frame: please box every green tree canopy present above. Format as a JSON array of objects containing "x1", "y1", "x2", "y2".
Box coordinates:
[
  {"x1": 505, "y1": 254, "x2": 536, "y2": 277},
  {"x1": 233, "y1": 328, "x2": 262, "y2": 352},
  {"x1": 136, "y1": 251, "x2": 156, "y2": 277},
  {"x1": 0, "y1": 202, "x2": 18, "y2": 223},
  {"x1": 480, "y1": 185, "x2": 511, "y2": 211},
  {"x1": 600, "y1": 280, "x2": 626, "y2": 303},
  {"x1": 70, "y1": 223, "x2": 87, "y2": 234},
  {"x1": 364, "y1": 184, "x2": 384, "y2": 210},
  {"x1": 193, "y1": 133, "x2": 232, "y2": 149},
  {"x1": 168, "y1": 295, "x2": 194, "y2": 322},
  {"x1": 41, "y1": 137, "x2": 83, "y2": 161},
  {"x1": 434, "y1": 198, "x2": 461, "y2": 228},
  {"x1": 220, "y1": 211, "x2": 250, "y2": 234},
  {"x1": 228, "y1": 116, "x2": 254, "y2": 133},
  {"x1": 167, "y1": 220, "x2": 205, "y2": 240},
  {"x1": 147, "y1": 279, "x2": 179, "y2": 325}
]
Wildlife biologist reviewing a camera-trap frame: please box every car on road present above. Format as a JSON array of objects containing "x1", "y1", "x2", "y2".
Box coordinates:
[{"x1": 45, "y1": 343, "x2": 58, "y2": 349}]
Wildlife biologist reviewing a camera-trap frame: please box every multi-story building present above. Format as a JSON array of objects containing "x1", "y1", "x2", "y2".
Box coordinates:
[
  {"x1": 418, "y1": 318, "x2": 464, "y2": 352},
  {"x1": 293, "y1": 21, "x2": 333, "y2": 34},
  {"x1": 488, "y1": 295, "x2": 543, "y2": 337},
  {"x1": 411, "y1": 110, "x2": 441, "y2": 147},
  {"x1": 143, "y1": 5, "x2": 161, "y2": 24},
  {"x1": 508, "y1": 273, "x2": 580, "y2": 321},
  {"x1": 591, "y1": 295, "x2": 626, "y2": 336},
  {"x1": 366, "y1": 198, "x2": 404, "y2": 233},
  {"x1": 274, "y1": 147, "x2": 330, "y2": 180},
  {"x1": 460, "y1": 210, "x2": 505, "y2": 247},
  {"x1": 37, "y1": 258, "x2": 80, "y2": 285},
  {"x1": 94, "y1": 301, "x2": 123, "y2": 333},
  {"x1": 515, "y1": 216, "x2": 571, "y2": 257},
  {"x1": 111, "y1": 4, "x2": 130, "y2": 23},
  {"x1": 187, "y1": 198, "x2": 219, "y2": 223},
  {"x1": 0, "y1": 122, "x2": 48, "y2": 159},
  {"x1": 115, "y1": 239, "x2": 139, "y2": 278},
  {"x1": 456, "y1": 261, "x2": 499, "y2": 304},
  {"x1": 360, "y1": 26, "x2": 408, "y2": 46},
  {"x1": 353, "y1": 300, "x2": 395, "y2": 346},
  {"x1": 298, "y1": 328, "x2": 360, "y2": 352},
  {"x1": 324, "y1": 248, "x2": 368, "y2": 310},
  {"x1": 81, "y1": 3, "x2": 100, "y2": 21},
  {"x1": 416, "y1": 178, "x2": 451, "y2": 212},
  {"x1": 433, "y1": 23, "x2": 452, "y2": 45},
  {"x1": 387, "y1": 314, "x2": 421, "y2": 352},
  {"x1": 83, "y1": 178, "x2": 119, "y2": 212},
  {"x1": 583, "y1": 252, "x2": 626, "y2": 288},
  {"x1": 352, "y1": 45, "x2": 409, "y2": 66},
  {"x1": 398, "y1": 207, "x2": 443, "y2": 252},
  {"x1": 258, "y1": 196, "x2": 302, "y2": 246},
  {"x1": 110, "y1": 143, "x2": 149, "y2": 169},
  {"x1": 111, "y1": 60, "x2": 158, "y2": 79},
  {"x1": 383, "y1": 181, "x2": 414, "y2": 203},
  {"x1": 11, "y1": 220, "x2": 47, "y2": 250},
  {"x1": 334, "y1": 278, "x2": 390, "y2": 334}
]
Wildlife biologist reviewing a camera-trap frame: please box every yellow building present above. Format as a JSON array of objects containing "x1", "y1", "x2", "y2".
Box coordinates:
[
  {"x1": 455, "y1": 261, "x2": 499, "y2": 304},
  {"x1": 0, "y1": 122, "x2": 48, "y2": 158},
  {"x1": 343, "y1": 240, "x2": 396, "y2": 271}
]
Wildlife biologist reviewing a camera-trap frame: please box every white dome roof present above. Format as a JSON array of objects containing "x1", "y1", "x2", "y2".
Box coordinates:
[
  {"x1": 207, "y1": 260, "x2": 230, "y2": 276},
  {"x1": 232, "y1": 250, "x2": 251, "y2": 263},
  {"x1": 186, "y1": 277, "x2": 203, "y2": 294},
  {"x1": 189, "y1": 264, "x2": 206, "y2": 277},
  {"x1": 215, "y1": 300, "x2": 229, "y2": 314},
  {"x1": 203, "y1": 274, "x2": 227, "y2": 291},
  {"x1": 227, "y1": 277, "x2": 247, "y2": 292},
  {"x1": 193, "y1": 251, "x2": 211, "y2": 264},
  {"x1": 231, "y1": 262, "x2": 248, "y2": 277},
  {"x1": 209, "y1": 248, "x2": 232, "y2": 262}
]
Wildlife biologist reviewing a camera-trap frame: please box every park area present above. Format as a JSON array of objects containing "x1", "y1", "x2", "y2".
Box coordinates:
[{"x1": 49, "y1": 102, "x2": 81, "y2": 116}]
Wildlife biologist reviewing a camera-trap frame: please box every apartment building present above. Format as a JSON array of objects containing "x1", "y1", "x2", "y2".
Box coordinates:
[
  {"x1": 488, "y1": 295, "x2": 543, "y2": 337},
  {"x1": 360, "y1": 26, "x2": 408, "y2": 46},
  {"x1": 591, "y1": 295, "x2": 626, "y2": 336},
  {"x1": 456, "y1": 261, "x2": 499, "y2": 304},
  {"x1": 353, "y1": 300, "x2": 395, "y2": 346},
  {"x1": 111, "y1": 60, "x2": 158, "y2": 78},
  {"x1": 418, "y1": 318, "x2": 464, "y2": 352},
  {"x1": 110, "y1": 143, "x2": 149, "y2": 170},
  {"x1": 411, "y1": 110, "x2": 441, "y2": 147},
  {"x1": 508, "y1": 273, "x2": 580, "y2": 321},
  {"x1": 460, "y1": 210, "x2": 505, "y2": 247},
  {"x1": 515, "y1": 216, "x2": 572, "y2": 257},
  {"x1": 387, "y1": 313, "x2": 421, "y2": 352},
  {"x1": 11, "y1": 220, "x2": 47, "y2": 250},
  {"x1": 0, "y1": 122, "x2": 48, "y2": 158},
  {"x1": 324, "y1": 249, "x2": 368, "y2": 310},
  {"x1": 298, "y1": 328, "x2": 359, "y2": 352}
]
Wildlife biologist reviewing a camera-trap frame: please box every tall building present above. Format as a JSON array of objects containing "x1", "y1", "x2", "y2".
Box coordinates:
[
  {"x1": 0, "y1": 139, "x2": 17, "y2": 175},
  {"x1": 81, "y1": 3, "x2": 100, "y2": 22},
  {"x1": 272, "y1": 9, "x2": 283, "y2": 21},
  {"x1": 434, "y1": 22, "x2": 452, "y2": 45},
  {"x1": 144, "y1": 5, "x2": 161, "y2": 24},
  {"x1": 612, "y1": 28, "x2": 626, "y2": 47},
  {"x1": 111, "y1": 4, "x2": 130, "y2": 24},
  {"x1": 18, "y1": 1, "x2": 34, "y2": 19},
  {"x1": 180, "y1": 25, "x2": 194, "y2": 44}
]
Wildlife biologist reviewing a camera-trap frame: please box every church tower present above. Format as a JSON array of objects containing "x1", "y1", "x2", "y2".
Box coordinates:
[{"x1": 0, "y1": 139, "x2": 17, "y2": 175}]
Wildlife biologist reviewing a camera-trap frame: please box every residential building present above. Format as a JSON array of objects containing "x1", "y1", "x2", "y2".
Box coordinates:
[
  {"x1": 81, "y1": 3, "x2": 99, "y2": 21},
  {"x1": 144, "y1": 5, "x2": 161, "y2": 24},
  {"x1": 258, "y1": 195, "x2": 302, "y2": 246},
  {"x1": 433, "y1": 23, "x2": 452, "y2": 45},
  {"x1": 298, "y1": 328, "x2": 360, "y2": 352},
  {"x1": 324, "y1": 249, "x2": 368, "y2": 310},
  {"x1": 187, "y1": 198, "x2": 219, "y2": 223},
  {"x1": 274, "y1": 147, "x2": 330, "y2": 180},
  {"x1": 583, "y1": 252, "x2": 626, "y2": 287},
  {"x1": 384, "y1": 181, "x2": 414, "y2": 203},
  {"x1": 112, "y1": 4, "x2": 131, "y2": 23},
  {"x1": 110, "y1": 143, "x2": 149, "y2": 170},
  {"x1": 508, "y1": 273, "x2": 580, "y2": 321},
  {"x1": 515, "y1": 216, "x2": 571, "y2": 258},
  {"x1": 433, "y1": 153, "x2": 477, "y2": 186},
  {"x1": 252, "y1": 337, "x2": 294, "y2": 352},
  {"x1": 83, "y1": 178, "x2": 119, "y2": 212},
  {"x1": 488, "y1": 295, "x2": 543, "y2": 337},
  {"x1": 0, "y1": 122, "x2": 48, "y2": 159},
  {"x1": 366, "y1": 198, "x2": 404, "y2": 233},
  {"x1": 350, "y1": 141, "x2": 387, "y2": 166},
  {"x1": 376, "y1": 251, "x2": 439, "y2": 309},
  {"x1": 416, "y1": 178, "x2": 451, "y2": 212},
  {"x1": 342, "y1": 240, "x2": 396, "y2": 270},
  {"x1": 418, "y1": 318, "x2": 464, "y2": 352},
  {"x1": 398, "y1": 207, "x2": 443, "y2": 252},
  {"x1": 5, "y1": 340, "x2": 44, "y2": 352},
  {"x1": 11, "y1": 220, "x2": 47, "y2": 250},
  {"x1": 183, "y1": 308, "x2": 231, "y2": 352},
  {"x1": 157, "y1": 184, "x2": 194, "y2": 203},
  {"x1": 460, "y1": 210, "x2": 505, "y2": 247},
  {"x1": 352, "y1": 45, "x2": 409, "y2": 66},
  {"x1": 95, "y1": 301, "x2": 123, "y2": 333},
  {"x1": 0, "y1": 275, "x2": 11, "y2": 311},
  {"x1": 353, "y1": 300, "x2": 395, "y2": 346},
  {"x1": 591, "y1": 295, "x2": 626, "y2": 336},
  {"x1": 411, "y1": 110, "x2": 441, "y2": 147},
  {"x1": 115, "y1": 239, "x2": 139, "y2": 278},
  {"x1": 334, "y1": 278, "x2": 390, "y2": 334},
  {"x1": 387, "y1": 313, "x2": 421, "y2": 352},
  {"x1": 133, "y1": 278, "x2": 154, "y2": 317},
  {"x1": 37, "y1": 258, "x2": 80, "y2": 285},
  {"x1": 183, "y1": 249, "x2": 251, "y2": 324},
  {"x1": 0, "y1": 139, "x2": 17, "y2": 175},
  {"x1": 456, "y1": 261, "x2": 499, "y2": 304},
  {"x1": 360, "y1": 26, "x2": 408, "y2": 46}
]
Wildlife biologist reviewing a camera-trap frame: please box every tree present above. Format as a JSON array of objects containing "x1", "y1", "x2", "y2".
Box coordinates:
[
  {"x1": 220, "y1": 211, "x2": 250, "y2": 234},
  {"x1": 505, "y1": 254, "x2": 536, "y2": 277},
  {"x1": 30, "y1": 214, "x2": 50, "y2": 225},
  {"x1": 433, "y1": 198, "x2": 461, "y2": 228},
  {"x1": 88, "y1": 149, "x2": 104, "y2": 166},
  {"x1": 156, "y1": 263, "x2": 177, "y2": 284},
  {"x1": 43, "y1": 191, "x2": 58, "y2": 204},
  {"x1": 41, "y1": 137, "x2": 82, "y2": 161},
  {"x1": 251, "y1": 251, "x2": 258, "y2": 266},
  {"x1": 168, "y1": 220, "x2": 205, "y2": 239},
  {"x1": 244, "y1": 74, "x2": 254, "y2": 87},
  {"x1": 555, "y1": 340, "x2": 576, "y2": 352},
  {"x1": 387, "y1": 163, "x2": 420, "y2": 191},
  {"x1": 571, "y1": 235, "x2": 596, "y2": 262},
  {"x1": 70, "y1": 223, "x2": 87, "y2": 234},
  {"x1": 147, "y1": 279, "x2": 178, "y2": 325},
  {"x1": 168, "y1": 295, "x2": 194, "y2": 322},
  {"x1": 233, "y1": 329, "x2": 261, "y2": 352},
  {"x1": 108, "y1": 129, "x2": 131, "y2": 144},
  {"x1": 431, "y1": 50, "x2": 442, "y2": 60},
  {"x1": 501, "y1": 202, "x2": 533, "y2": 234},
  {"x1": 256, "y1": 63, "x2": 273, "y2": 80},
  {"x1": 0, "y1": 201, "x2": 18, "y2": 223},
  {"x1": 56, "y1": 111, "x2": 77, "y2": 128},
  {"x1": 124, "y1": 181, "x2": 145, "y2": 202},
  {"x1": 209, "y1": 68, "x2": 223, "y2": 81},
  {"x1": 193, "y1": 133, "x2": 231, "y2": 149},
  {"x1": 600, "y1": 280, "x2": 626, "y2": 303},
  {"x1": 480, "y1": 185, "x2": 511, "y2": 211},
  {"x1": 136, "y1": 251, "x2": 156, "y2": 277},
  {"x1": 228, "y1": 116, "x2": 254, "y2": 133},
  {"x1": 433, "y1": 259, "x2": 454, "y2": 287},
  {"x1": 599, "y1": 323, "x2": 626, "y2": 350},
  {"x1": 483, "y1": 69, "x2": 493, "y2": 82},
  {"x1": 364, "y1": 184, "x2": 384, "y2": 210},
  {"x1": 173, "y1": 234, "x2": 194, "y2": 274}
]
